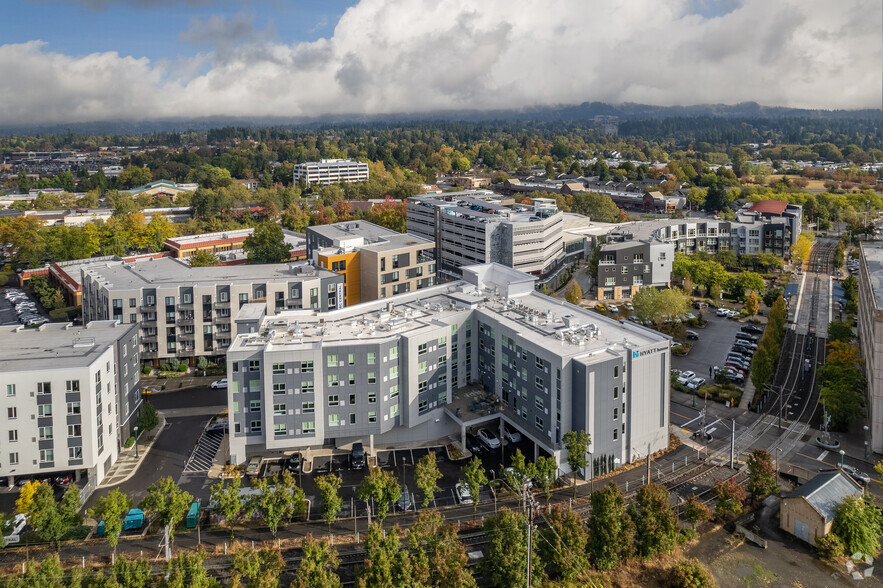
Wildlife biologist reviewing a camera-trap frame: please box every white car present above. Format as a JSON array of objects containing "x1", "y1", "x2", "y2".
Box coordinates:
[
  {"x1": 726, "y1": 310, "x2": 740, "y2": 319},
  {"x1": 607, "y1": 304, "x2": 619, "y2": 314},
  {"x1": 687, "y1": 377, "x2": 706, "y2": 391},
  {"x1": 210, "y1": 379, "x2": 228, "y2": 389},
  {"x1": 716, "y1": 308, "x2": 729, "y2": 317},
  {"x1": 677, "y1": 370, "x2": 696, "y2": 385},
  {"x1": 477, "y1": 428, "x2": 501, "y2": 449},
  {"x1": 504, "y1": 424, "x2": 522, "y2": 443},
  {"x1": 455, "y1": 482, "x2": 473, "y2": 505}
]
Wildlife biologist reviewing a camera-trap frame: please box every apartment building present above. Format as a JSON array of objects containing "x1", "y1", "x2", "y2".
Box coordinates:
[
  {"x1": 0, "y1": 321, "x2": 140, "y2": 486},
  {"x1": 407, "y1": 193, "x2": 564, "y2": 280},
  {"x1": 596, "y1": 234, "x2": 675, "y2": 300},
  {"x1": 306, "y1": 221, "x2": 436, "y2": 305},
  {"x1": 225, "y1": 263, "x2": 670, "y2": 473},
  {"x1": 293, "y1": 159, "x2": 369, "y2": 186},
  {"x1": 81, "y1": 258, "x2": 343, "y2": 366},
  {"x1": 858, "y1": 241, "x2": 883, "y2": 454}
]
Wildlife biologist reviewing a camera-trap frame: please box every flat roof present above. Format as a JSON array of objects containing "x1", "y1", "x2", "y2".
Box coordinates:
[
  {"x1": 83, "y1": 257, "x2": 339, "y2": 290},
  {"x1": 0, "y1": 320, "x2": 136, "y2": 372},
  {"x1": 861, "y1": 241, "x2": 883, "y2": 309},
  {"x1": 307, "y1": 221, "x2": 398, "y2": 243},
  {"x1": 229, "y1": 264, "x2": 664, "y2": 360}
]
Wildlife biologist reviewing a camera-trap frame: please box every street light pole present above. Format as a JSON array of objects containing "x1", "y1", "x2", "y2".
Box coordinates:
[
  {"x1": 864, "y1": 425, "x2": 869, "y2": 460},
  {"x1": 134, "y1": 426, "x2": 139, "y2": 459},
  {"x1": 839, "y1": 449, "x2": 845, "y2": 469}
]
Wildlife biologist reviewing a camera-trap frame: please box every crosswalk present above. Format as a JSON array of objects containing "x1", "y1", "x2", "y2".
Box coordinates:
[{"x1": 183, "y1": 429, "x2": 224, "y2": 473}]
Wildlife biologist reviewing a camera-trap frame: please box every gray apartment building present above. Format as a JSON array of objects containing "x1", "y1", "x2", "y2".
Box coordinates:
[
  {"x1": 596, "y1": 233, "x2": 675, "y2": 300},
  {"x1": 225, "y1": 263, "x2": 670, "y2": 474},
  {"x1": 858, "y1": 241, "x2": 883, "y2": 454},
  {"x1": 81, "y1": 257, "x2": 343, "y2": 366},
  {"x1": 0, "y1": 321, "x2": 140, "y2": 486},
  {"x1": 407, "y1": 193, "x2": 564, "y2": 280}
]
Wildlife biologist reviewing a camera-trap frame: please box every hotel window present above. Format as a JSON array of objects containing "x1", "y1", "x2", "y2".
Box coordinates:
[
  {"x1": 535, "y1": 396, "x2": 544, "y2": 410},
  {"x1": 439, "y1": 355, "x2": 447, "y2": 367},
  {"x1": 302, "y1": 421, "x2": 315, "y2": 434},
  {"x1": 613, "y1": 408, "x2": 618, "y2": 419},
  {"x1": 418, "y1": 343, "x2": 427, "y2": 355},
  {"x1": 349, "y1": 374, "x2": 355, "y2": 385},
  {"x1": 535, "y1": 376, "x2": 544, "y2": 391},
  {"x1": 272, "y1": 363, "x2": 285, "y2": 374},
  {"x1": 389, "y1": 346, "x2": 399, "y2": 360},
  {"x1": 250, "y1": 421, "x2": 262, "y2": 433},
  {"x1": 418, "y1": 400, "x2": 428, "y2": 413},
  {"x1": 68, "y1": 424, "x2": 82, "y2": 437},
  {"x1": 328, "y1": 414, "x2": 339, "y2": 427},
  {"x1": 301, "y1": 361, "x2": 314, "y2": 373},
  {"x1": 327, "y1": 375, "x2": 339, "y2": 387},
  {"x1": 389, "y1": 366, "x2": 399, "y2": 379},
  {"x1": 239, "y1": 293, "x2": 249, "y2": 304},
  {"x1": 327, "y1": 354, "x2": 338, "y2": 367},
  {"x1": 613, "y1": 386, "x2": 618, "y2": 399},
  {"x1": 367, "y1": 372, "x2": 376, "y2": 384},
  {"x1": 273, "y1": 383, "x2": 285, "y2": 393},
  {"x1": 438, "y1": 336, "x2": 446, "y2": 347},
  {"x1": 274, "y1": 424, "x2": 286, "y2": 437},
  {"x1": 418, "y1": 381, "x2": 428, "y2": 393},
  {"x1": 39, "y1": 426, "x2": 53, "y2": 440},
  {"x1": 614, "y1": 365, "x2": 619, "y2": 378},
  {"x1": 328, "y1": 395, "x2": 339, "y2": 406},
  {"x1": 37, "y1": 382, "x2": 51, "y2": 395},
  {"x1": 389, "y1": 384, "x2": 399, "y2": 399},
  {"x1": 7, "y1": 407, "x2": 16, "y2": 419},
  {"x1": 248, "y1": 360, "x2": 260, "y2": 372},
  {"x1": 367, "y1": 352, "x2": 376, "y2": 365},
  {"x1": 368, "y1": 392, "x2": 376, "y2": 404},
  {"x1": 368, "y1": 411, "x2": 377, "y2": 423},
  {"x1": 613, "y1": 429, "x2": 618, "y2": 440},
  {"x1": 302, "y1": 401, "x2": 315, "y2": 414},
  {"x1": 418, "y1": 362, "x2": 428, "y2": 375},
  {"x1": 8, "y1": 430, "x2": 17, "y2": 442},
  {"x1": 348, "y1": 354, "x2": 355, "y2": 365},
  {"x1": 68, "y1": 401, "x2": 80, "y2": 415},
  {"x1": 390, "y1": 405, "x2": 400, "y2": 418},
  {"x1": 250, "y1": 400, "x2": 261, "y2": 412},
  {"x1": 535, "y1": 416, "x2": 544, "y2": 431}
]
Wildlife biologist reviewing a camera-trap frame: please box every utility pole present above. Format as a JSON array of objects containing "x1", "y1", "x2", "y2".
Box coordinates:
[
  {"x1": 526, "y1": 492, "x2": 533, "y2": 588},
  {"x1": 646, "y1": 442, "x2": 651, "y2": 483},
  {"x1": 730, "y1": 418, "x2": 735, "y2": 469}
]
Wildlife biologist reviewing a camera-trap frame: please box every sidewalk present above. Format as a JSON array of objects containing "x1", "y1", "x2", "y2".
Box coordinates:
[{"x1": 98, "y1": 415, "x2": 167, "y2": 488}]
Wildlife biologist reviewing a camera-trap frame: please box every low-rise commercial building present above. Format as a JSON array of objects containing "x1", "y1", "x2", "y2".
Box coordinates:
[
  {"x1": 225, "y1": 263, "x2": 670, "y2": 473},
  {"x1": 81, "y1": 257, "x2": 343, "y2": 366},
  {"x1": 162, "y1": 228, "x2": 307, "y2": 262},
  {"x1": 306, "y1": 221, "x2": 436, "y2": 306},
  {"x1": 0, "y1": 320, "x2": 140, "y2": 487},
  {"x1": 780, "y1": 471, "x2": 862, "y2": 546},
  {"x1": 293, "y1": 159, "x2": 369, "y2": 186}
]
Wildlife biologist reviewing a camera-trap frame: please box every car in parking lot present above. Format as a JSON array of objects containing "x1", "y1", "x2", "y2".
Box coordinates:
[
  {"x1": 477, "y1": 428, "x2": 501, "y2": 449},
  {"x1": 735, "y1": 333, "x2": 759, "y2": 343},
  {"x1": 25, "y1": 317, "x2": 48, "y2": 326},
  {"x1": 623, "y1": 302, "x2": 633, "y2": 311},
  {"x1": 607, "y1": 304, "x2": 620, "y2": 314},
  {"x1": 283, "y1": 453, "x2": 301, "y2": 474},
  {"x1": 726, "y1": 310, "x2": 741, "y2": 319},
  {"x1": 504, "y1": 423, "x2": 522, "y2": 443},
  {"x1": 210, "y1": 379, "x2": 228, "y2": 389},
  {"x1": 245, "y1": 456, "x2": 263, "y2": 477},
  {"x1": 686, "y1": 330, "x2": 699, "y2": 340},
  {"x1": 725, "y1": 359, "x2": 750, "y2": 371},
  {"x1": 676, "y1": 370, "x2": 696, "y2": 385},
  {"x1": 396, "y1": 485, "x2": 413, "y2": 511},
  {"x1": 455, "y1": 482, "x2": 473, "y2": 504},
  {"x1": 721, "y1": 368, "x2": 745, "y2": 383},
  {"x1": 593, "y1": 303, "x2": 607, "y2": 312},
  {"x1": 465, "y1": 434, "x2": 483, "y2": 454},
  {"x1": 716, "y1": 308, "x2": 730, "y2": 317},
  {"x1": 741, "y1": 325, "x2": 764, "y2": 335},
  {"x1": 686, "y1": 377, "x2": 706, "y2": 391},
  {"x1": 840, "y1": 464, "x2": 871, "y2": 485},
  {"x1": 693, "y1": 301, "x2": 709, "y2": 310},
  {"x1": 732, "y1": 344, "x2": 755, "y2": 356},
  {"x1": 350, "y1": 442, "x2": 366, "y2": 469}
]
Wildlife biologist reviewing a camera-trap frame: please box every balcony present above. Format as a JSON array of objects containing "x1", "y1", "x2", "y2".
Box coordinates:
[
  {"x1": 214, "y1": 316, "x2": 231, "y2": 323},
  {"x1": 213, "y1": 301, "x2": 230, "y2": 309},
  {"x1": 177, "y1": 314, "x2": 195, "y2": 325}
]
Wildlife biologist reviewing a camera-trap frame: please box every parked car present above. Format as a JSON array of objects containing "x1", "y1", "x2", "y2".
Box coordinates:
[
  {"x1": 210, "y1": 379, "x2": 228, "y2": 389},
  {"x1": 841, "y1": 464, "x2": 871, "y2": 485},
  {"x1": 477, "y1": 428, "x2": 501, "y2": 450},
  {"x1": 594, "y1": 303, "x2": 608, "y2": 312},
  {"x1": 741, "y1": 325, "x2": 764, "y2": 334},
  {"x1": 465, "y1": 434, "x2": 483, "y2": 454},
  {"x1": 693, "y1": 301, "x2": 709, "y2": 310},
  {"x1": 245, "y1": 456, "x2": 263, "y2": 477},
  {"x1": 53, "y1": 474, "x2": 73, "y2": 487},
  {"x1": 676, "y1": 370, "x2": 696, "y2": 385},
  {"x1": 350, "y1": 442, "x2": 366, "y2": 469},
  {"x1": 686, "y1": 330, "x2": 699, "y2": 340},
  {"x1": 25, "y1": 317, "x2": 48, "y2": 326},
  {"x1": 284, "y1": 453, "x2": 301, "y2": 474},
  {"x1": 726, "y1": 310, "x2": 741, "y2": 319},
  {"x1": 504, "y1": 423, "x2": 522, "y2": 443},
  {"x1": 684, "y1": 313, "x2": 696, "y2": 320},
  {"x1": 716, "y1": 308, "x2": 730, "y2": 317},
  {"x1": 396, "y1": 485, "x2": 413, "y2": 511},
  {"x1": 732, "y1": 345, "x2": 755, "y2": 356},
  {"x1": 607, "y1": 304, "x2": 620, "y2": 314},
  {"x1": 455, "y1": 482, "x2": 473, "y2": 504},
  {"x1": 623, "y1": 302, "x2": 634, "y2": 311},
  {"x1": 686, "y1": 377, "x2": 706, "y2": 391},
  {"x1": 735, "y1": 333, "x2": 759, "y2": 343}
]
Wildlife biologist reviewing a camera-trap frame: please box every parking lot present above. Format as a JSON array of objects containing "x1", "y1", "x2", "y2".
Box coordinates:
[
  {"x1": 671, "y1": 309, "x2": 762, "y2": 387},
  {"x1": 0, "y1": 291, "x2": 20, "y2": 326}
]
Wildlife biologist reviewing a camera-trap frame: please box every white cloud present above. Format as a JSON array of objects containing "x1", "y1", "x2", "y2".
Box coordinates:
[{"x1": 3, "y1": 0, "x2": 880, "y2": 125}]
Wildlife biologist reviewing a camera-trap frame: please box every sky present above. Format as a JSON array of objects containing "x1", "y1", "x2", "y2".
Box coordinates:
[{"x1": 0, "y1": 0, "x2": 880, "y2": 125}]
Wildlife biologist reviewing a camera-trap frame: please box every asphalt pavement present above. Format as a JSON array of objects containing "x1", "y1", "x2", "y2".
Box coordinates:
[{"x1": 671, "y1": 311, "x2": 756, "y2": 385}]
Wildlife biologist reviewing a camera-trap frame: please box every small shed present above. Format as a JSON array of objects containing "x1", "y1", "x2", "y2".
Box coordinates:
[{"x1": 780, "y1": 471, "x2": 862, "y2": 546}]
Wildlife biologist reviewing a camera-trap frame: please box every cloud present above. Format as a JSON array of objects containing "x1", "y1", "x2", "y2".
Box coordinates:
[
  {"x1": 42, "y1": 0, "x2": 252, "y2": 10},
  {"x1": 3, "y1": 0, "x2": 881, "y2": 125}
]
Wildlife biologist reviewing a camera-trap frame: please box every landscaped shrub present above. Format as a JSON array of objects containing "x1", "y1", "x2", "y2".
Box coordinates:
[
  {"x1": 124, "y1": 435, "x2": 135, "y2": 448},
  {"x1": 140, "y1": 365, "x2": 151, "y2": 375},
  {"x1": 667, "y1": 558, "x2": 716, "y2": 588},
  {"x1": 177, "y1": 363, "x2": 187, "y2": 372}
]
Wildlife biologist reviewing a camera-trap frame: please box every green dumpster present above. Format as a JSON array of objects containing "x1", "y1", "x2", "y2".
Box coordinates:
[{"x1": 186, "y1": 501, "x2": 200, "y2": 528}]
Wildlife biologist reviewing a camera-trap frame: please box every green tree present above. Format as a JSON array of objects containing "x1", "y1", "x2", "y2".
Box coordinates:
[
  {"x1": 704, "y1": 182, "x2": 730, "y2": 213},
  {"x1": 231, "y1": 546, "x2": 284, "y2": 588},
  {"x1": 627, "y1": 483, "x2": 679, "y2": 559},
  {"x1": 407, "y1": 510, "x2": 477, "y2": 588},
  {"x1": 253, "y1": 471, "x2": 307, "y2": 536},
  {"x1": 357, "y1": 523, "x2": 412, "y2": 588},
  {"x1": 684, "y1": 495, "x2": 712, "y2": 529},
  {"x1": 570, "y1": 191, "x2": 623, "y2": 223},
  {"x1": 461, "y1": 456, "x2": 488, "y2": 520},
  {"x1": 415, "y1": 452, "x2": 443, "y2": 508},
  {"x1": 316, "y1": 473, "x2": 343, "y2": 532},
  {"x1": 668, "y1": 558, "x2": 717, "y2": 588},
  {"x1": 357, "y1": 467, "x2": 401, "y2": 524},
  {"x1": 140, "y1": 477, "x2": 193, "y2": 541},
  {"x1": 563, "y1": 429, "x2": 591, "y2": 497},
  {"x1": 28, "y1": 482, "x2": 76, "y2": 549},
  {"x1": 540, "y1": 506, "x2": 590, "y2": 583},
  {"x1": 730, "y1": 271, "x2": 765, "y2": 301},
  {"x1": 713, "y1": 478, "x2": 746, "y2": 518},
  {"x1": 832, "y1": 494, "x2": 883, "y2": 557},
  {"x1": 749, "y1": 345, "x2": 775, "y2": 394},
  {"x1": 210, "y1": 477, "x2": 243, "y2": 537},
  {"x1": 11, "y1": 553, "x2": 64, "y2": 587},
  {"x1": 243, "y1": 222, "x2": 291, "y2": 264},
  {"x1": 746, "y1": 449, "x2": 779, "y2": 500},
  {"x1": 586, "y1": 483, "x2": 635, "y2": 570},
  {"x1": 189, "y1": 250, "x2": 221, "y2": 267},
  {"x1": 138, "y1": 400, "x2": 159, "y2": 432},
  {"x1": 292, "y1": 534, "x2": 342, "y2": 588},
  {"x1": 482, "y1": 508, "x2": 542, "y2": 588},
  {"x1": 118, "y1": 165, "x2": 153, "y2": 189},
  {"x1": 112, "y1": 556, "x2": 153, "y2": 588},
  {"x1": 565, "y1": 280, "x2": 583, "y2": 305},
  {"x1": 828, "y1": 320, "x2": 855, "y2": 344},
  {"x1": 533, "y1": 455, "x2": 558, "y2": 506},
  {"x1": 89, "y1": 489, "x2": 132, "y2": 554},
  {"x1": 162, "y1": 550, "x2": 220, "y2": 588}
]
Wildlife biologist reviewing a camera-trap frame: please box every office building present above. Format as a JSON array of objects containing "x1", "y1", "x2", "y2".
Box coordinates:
[
  {"x1": 407, "y1": 193, "x2": 564, "y2": 280},
  {"x1": 306, "y1": 221, "x2": 436, "y2": 306},
  {"x1": 81, "y1": 257, "x2": 343, "y2": 366},
  {"x1": 0, "y1": 320, "x2": 140, "y2": 487},
  {"x1": 225, "y1": 263, "x2": 670, "y2": 474},
  {"x1": 293, "y1": 159, "x2": 369, "y2": 186},
  {"x1": 162, "y1": 228, "x2": 307, "y2": 263}
]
